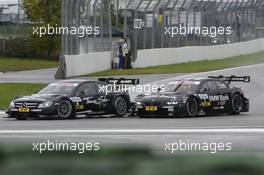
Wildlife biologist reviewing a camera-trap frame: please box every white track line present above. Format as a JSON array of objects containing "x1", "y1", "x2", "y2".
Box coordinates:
[{"x1": 0, "y1": 128, "x2": 264, "y2": 134}]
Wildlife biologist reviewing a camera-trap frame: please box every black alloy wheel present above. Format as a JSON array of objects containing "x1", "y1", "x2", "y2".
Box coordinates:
[
  {"x1": 58, "y1": 100, "x2": 74, "y2": 119},
  {"x1": 186, "y1": 97, "x2": 198, "y2": 117},
  {"x1": 114, "y1": 96, "x2": 128, "y2": 117}
]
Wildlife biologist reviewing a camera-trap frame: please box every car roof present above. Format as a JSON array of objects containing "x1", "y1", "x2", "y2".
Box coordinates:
[
  {"x1": 168, "y1": 78, "x2": 228, "y2": 85},
  {"x1": 170, "y1": 77, "x2": 223, "y2": 82},
  {"x1": 55, "y1": 79, "x2": 98, "y2": 84}
]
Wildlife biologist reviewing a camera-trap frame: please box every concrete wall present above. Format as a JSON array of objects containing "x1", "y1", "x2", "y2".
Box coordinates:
[
  {"x1": 134, "y1": 38, "x2": 264, "y2": 68},
  {"x1": 56, "y1": 38, "x2": 264, "y2": 79},
  {"x1": 64, "y1": 51, "x2": 112, "y2": 78}
]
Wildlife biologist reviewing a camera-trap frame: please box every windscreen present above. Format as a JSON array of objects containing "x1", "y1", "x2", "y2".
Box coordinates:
[
  {"x1": 165, "y1": 81, "x2": 200, "y2": 93},
  {"x1": 37, "y1": 83, "x2": 78, "y2": 95}
]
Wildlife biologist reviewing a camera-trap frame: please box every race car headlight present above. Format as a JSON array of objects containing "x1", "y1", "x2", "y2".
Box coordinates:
[
  {"x1": 9, "y1": 101, "x2": 15, "y2": 108},
  {"x1": 167, "y1": 101, "x2": 178, "y2": 105},
  {"x1": 38, "y1": 101, "x2": 53, "y2": 108}
]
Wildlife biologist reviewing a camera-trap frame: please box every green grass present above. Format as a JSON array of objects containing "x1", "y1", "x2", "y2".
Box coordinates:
[
  {"x1": 0, "y1": 146, "x2": 264, "y2": 175},
  {"x1": 88, "y1": 51, "x2": 264, "y2": 76},
  {"x1": 0, "y1": 58, "x2": 58, "y2": 72},
  {"x1": 0, "y1": 83, "x2": 46, "y2": 109}
]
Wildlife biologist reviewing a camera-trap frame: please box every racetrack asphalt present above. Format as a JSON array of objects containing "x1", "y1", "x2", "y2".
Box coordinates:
[
  {"x1": 0, "y1": 64, "x2": 263, "y2": 152},
  {"x1": 0, "y1": 68, "x2": 58, "y2": 83},
  {"x1": 0, "y1": 68, "x2": 187, "y2": 84}
]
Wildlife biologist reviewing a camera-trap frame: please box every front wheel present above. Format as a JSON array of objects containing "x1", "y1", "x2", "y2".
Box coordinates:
[
  {"x1": 58, "y1": 100, "x2": 75, "y2": 119},
  {"x1": 186, "y1": 97, "x2": 198, "y2": 117},
  {"x1": 228, "y1": 94, "x2": 243, "y2": 115},
  {"x1": 114, "y1": 96, "x2": 128, "y2": 117}
]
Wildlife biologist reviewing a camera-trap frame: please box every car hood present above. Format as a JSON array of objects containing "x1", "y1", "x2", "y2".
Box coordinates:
[
  {"x1": 14, "y1": 94, "x2": 63, "y2": 103},
  {"x1": 139, "y1": 92, "x2": 190, "y2": 105}
]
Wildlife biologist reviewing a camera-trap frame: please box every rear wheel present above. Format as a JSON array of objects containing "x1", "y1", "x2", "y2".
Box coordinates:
[
  {"x1": 229, "y1": 94, "x2": 243, "y2": 115},
  {"x1": 58, "y1": 100, "x2": 75, "y2": 119},
  {"x1": 114, "y1": 96, "x2": 128, "y2": 117},
  {"x1": 186, "y1": 97, "x2": 198, "y2": 117}
]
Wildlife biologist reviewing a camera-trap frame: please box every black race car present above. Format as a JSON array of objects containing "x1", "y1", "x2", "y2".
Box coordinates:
[
  {"x1": 134, "y1": 75, "x2": 250, "y2": 117},
  {"x1": 6, "y1": 78, "x2": 139, "y2": 120}
]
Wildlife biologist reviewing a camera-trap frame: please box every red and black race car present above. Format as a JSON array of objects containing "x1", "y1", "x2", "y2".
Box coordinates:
[
  {"x1": 134, "y1": 75, "x2": 250, "y2": 117},
  {"x1": 6, "y1": 78, "x2": 139, "y2": 120}
]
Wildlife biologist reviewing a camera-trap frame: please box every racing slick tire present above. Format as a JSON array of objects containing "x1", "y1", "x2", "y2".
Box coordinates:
[
  {"x1": 228, "y1": 93, "x2": 243, "y2": 115},
  {"x1": 113, "y1": 96, "x2": 128, "y2": 117},
  {"x1": 57, "y1": 100, "x2": 76, "y2": 119},
  {"x1": 186, "y1": 97, "x2": 199, "y2": 117}
]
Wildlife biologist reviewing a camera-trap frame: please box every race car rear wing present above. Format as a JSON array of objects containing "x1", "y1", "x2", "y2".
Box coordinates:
[
  {"x1": 98, "y1": 78, "x2": 140, "y2": 85},
  {"x1": 208, "y1": 75, "x2": 250, "y2": 84}
]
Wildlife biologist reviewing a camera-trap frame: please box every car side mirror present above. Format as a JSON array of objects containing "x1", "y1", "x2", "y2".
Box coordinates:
[{"x1": 157, "y1": 87, "x2": 161, "y2": 92}]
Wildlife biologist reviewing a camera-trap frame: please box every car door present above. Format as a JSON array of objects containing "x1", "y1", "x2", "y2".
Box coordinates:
[
  {"x1": 214, "y1": 80, "x2": 231, "y2": 111},
  {"x1": 75, "y1": 82, "x2": 99, "y2": 111},
  {"x1": 199, "y1": 80, "x2": 219, "y2": 111}
]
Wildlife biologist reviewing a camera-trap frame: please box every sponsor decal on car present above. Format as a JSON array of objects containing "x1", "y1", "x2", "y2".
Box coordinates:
[
  {"x1": 219, "y1": 100, "x2": 227, "y2": 106},
  {"x1": 201, "y1": 101, "x2": 211, "y2": 107},
  {"x1": 198, "y1": 94, "x2": 209, "y2": 100},
  {"x1": 145, "y1": 106, "x2": 158, "y2": 111},
  {"x1": 209, "y1": 95, "x2": 229, "y2": 102},
  {"x1": 75, "y1": 104, "x2": 84, "y2": 110},
  {"x1": 70, "y1": 97, "x2": 82, "y2": 102},
  {"x1": 83, "y1": 96, "x2": 108, "y2": 105},
  {"x1": 84, "y1": 97, "x2": 98, "y2": 104},
  {"x1": 18, "y1": 107, "x2": 30, "y2": 113}
]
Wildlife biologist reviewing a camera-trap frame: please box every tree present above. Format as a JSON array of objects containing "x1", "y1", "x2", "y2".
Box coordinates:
[{"x1": 23, "y1": 0, "x2": 61, "y2": 59}]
